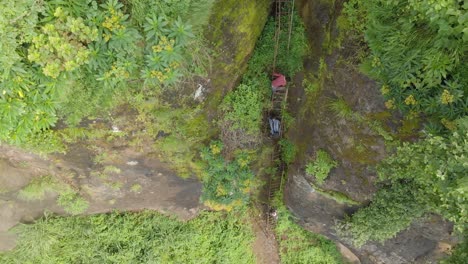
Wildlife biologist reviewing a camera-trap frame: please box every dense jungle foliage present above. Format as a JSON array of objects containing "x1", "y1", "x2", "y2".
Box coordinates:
[
  {"x1": 0, "y1": 0, "x2": 214, "y2": 151},
  {"x1": 345, "y1": 0, "x2": 467, "y2": 131},
  {"x1": 338, "y1": 0, "x2": 468, "y2": 252}
]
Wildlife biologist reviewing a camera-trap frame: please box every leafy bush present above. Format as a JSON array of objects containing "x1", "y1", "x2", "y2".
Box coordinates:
[
  {"x1": 28, "y1": 8, "x2": 98, "y2": 78},
  {"x1": 344, "y1": 0, "x2": 468, "y2": 128},
  {"x1": 336, "y1": 183, "x2": 428, "y2": 247},
  {"x1": 279, "y1": 139, "x2": 297, "y2": 165},
  {"x1": 220, "y1": 83, "x2": 264, "y2": 136},
  {"x1": 305, "y1": 150, "x2": 337, "y2": 184},
  {"x1": 0, "y1": 0, "x2": 213, "y2": 151},
  {"x1": 0, "y1": 211, "x2": 255, "y2": 263},
  {"x1": 377, "y1": 118, "x2": 468, "y2": 233},
  {"x1": 200, "y1": 141, "x2": 256, "y2": 210}
]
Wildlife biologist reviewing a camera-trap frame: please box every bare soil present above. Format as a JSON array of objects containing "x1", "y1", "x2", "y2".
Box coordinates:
[{"x1": 251, "y1": 213, "x2": 280, "y2": 264}]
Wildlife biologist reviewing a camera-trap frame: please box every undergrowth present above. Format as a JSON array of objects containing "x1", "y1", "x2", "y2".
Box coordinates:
[
  {"x1": 17, "y1": 175, "x2": 89, "y2": 215},
  {"x1": 0, "y1": 211, "x2": 255, "y2": 264},
  {"x1": 57, "y1": 190, "x2": 89, "y2": 215},
  {"x1": 17, "y1": 175, "x2": 61, "y2": 201},
  {"x1": 274, "y1": 196, "x2": 344, "y2": 264},
  {"x1": 200, "y1": 141, "x2": 258, "y2": 211},
  {"x1": 305, "y1": 150, "x2": 338, "y2": 185}
]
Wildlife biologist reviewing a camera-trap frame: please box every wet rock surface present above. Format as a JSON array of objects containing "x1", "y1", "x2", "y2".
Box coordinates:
[
  {"x1": 285, "y1": 174, "x2": 456, "y2": 264},
  {"x1": 283, "y1": 0, "x2": 458, "y2": 263}
]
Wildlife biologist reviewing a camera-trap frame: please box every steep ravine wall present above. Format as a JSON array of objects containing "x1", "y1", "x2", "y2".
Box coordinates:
[
  {"x1": 0, "y1": 0, "x2": 271, "y2": 252},
  {"x1": 284, "y1": 0, "x2": 457, "y2": 263}
]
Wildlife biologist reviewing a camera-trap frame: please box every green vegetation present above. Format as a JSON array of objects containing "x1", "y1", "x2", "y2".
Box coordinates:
[
  {"x1": 0, "y1": 211, "x2": 255, "y2": 264},
  {"x1": 344, "y1": 0, "x2": 467, "y2": 131},
  {"x1": 0, "y1": 0, "x2": 213, "y2": 154},
  {"x1": 210, "y1": 4, "x2": 307, "y2": 210},
  {"x1": 330, "y1": 1, "x2": 468, "y2": 254},
  {"x1": 200, "y1": 141, "x2": 257, "y2": 211},
  {"x1": 306, "y1": 150, "x2": 338, "y2": 184},
  {"x1": 57, "y1": 190, "x2": 89, "y2": 215},
  {"x1": 218, "y1": 9, "x2": 307, "y2": 152},
  {"x1": 17, "y1": 175, "x2": 61, "y2": 201},
  {"x1": 441, "y1": 237, "x2": 468, "y2": 264},
  {"x1": 337, "y1": 183, "x2": 427, "y2": 246},
  {"x1": 312, "y1": 184, "x2": 360, "y2": 206},
  {"x1": 279, "y1": 139, "x2": 297, "y2": 165},
  {"x1": 221, "y1": 83, "x2": 264, "y2": 136},
  {"x1": 17, "y1": 175, "x2": 89, "y2": 215},
  {"x1": 338, "y1": 118, "x2": 467, "y2": 246},
  {"x1": 130, "y1": 183, "x2": 142, "y2": 193},
  {"x1": 274, "y1": 199, "x2": 344, "y2": 264},
  {"x1": 329, "y1": 97, "x2": 394, "y2": 141}
]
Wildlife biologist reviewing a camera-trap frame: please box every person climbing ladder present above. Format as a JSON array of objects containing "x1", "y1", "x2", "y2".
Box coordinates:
[{"x1": 271, "y1": 72, "x2": 286, "y2": 92}]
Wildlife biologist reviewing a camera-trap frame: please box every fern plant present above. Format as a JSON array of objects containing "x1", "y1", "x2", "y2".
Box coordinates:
[{"x1": 306, "y1": 150, "x2": 338, "y2": 184}]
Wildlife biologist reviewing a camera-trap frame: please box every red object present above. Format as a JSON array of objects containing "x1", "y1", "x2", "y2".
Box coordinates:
[{"x1": 272, "y1": 73, "x2": 286, "y2": 88}]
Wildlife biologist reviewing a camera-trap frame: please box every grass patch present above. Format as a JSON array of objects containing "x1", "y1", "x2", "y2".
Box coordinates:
[
  {"x1": 131, "y1": 184, "x2": 142, "y2": 193},
  {"x1": 57, "y1": 190, "x2": 89, "y2": 215},
  {"x1": 274, "y1": 201, "x2": 344, "y2": 264},
  {"x1": 17, "y1": 176, "x2": 61, "y2": 201},
  {"x1": 0, "y1": 211, "x2": 255, "y2": 264},
  {"x1": 17, "y1": 175, "x2": 89, "y2": 214},
  {"x1": 279, "y1": 139, "x2": 297, "y2": 165}
]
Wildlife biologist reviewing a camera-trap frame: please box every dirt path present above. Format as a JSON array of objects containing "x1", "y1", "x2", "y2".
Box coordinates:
[{"x1": 251, "y1": 212, "x2": 281, "y2": 264}]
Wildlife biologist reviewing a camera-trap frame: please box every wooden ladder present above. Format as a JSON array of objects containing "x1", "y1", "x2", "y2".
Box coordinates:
[{"x1": 272, "y1": 0, "x2": 296, "y2": 72}]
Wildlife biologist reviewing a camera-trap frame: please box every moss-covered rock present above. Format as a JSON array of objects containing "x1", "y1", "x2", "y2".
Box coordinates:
[
  {"x1": 283, "y1": 0, "x2": 458, "y2": 263},
  {"x1": 205, "y1": 0, "x2": 271, "y2": 107}
]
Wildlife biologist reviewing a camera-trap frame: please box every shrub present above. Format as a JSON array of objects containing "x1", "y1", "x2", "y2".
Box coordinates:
[
  {"x1": 344, "y1": 0, "x2": 468, "y2": 128},
  {"x1": 279, "y1": 139, "x2": 297, "y2": 165},
  {"x1": 336, "y1": 183, "x2": 428, "y2": 247},
  {"x1": 200, "y1": 141, "x2": 256, "y2": 210},
  {"x1": 305, "y1": 150, "x2": 338, "y2": 184},
  {"x1": 0, "y1": 0, "x2": 213, "y2": 152},
  {"x1": 220, "y1": 83, "x2": 264, "y2": 136}
]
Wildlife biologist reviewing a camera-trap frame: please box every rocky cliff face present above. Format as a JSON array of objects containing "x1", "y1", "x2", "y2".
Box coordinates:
[{"x1": 284, "y1": 0, "x2": 457, "y2": 263}]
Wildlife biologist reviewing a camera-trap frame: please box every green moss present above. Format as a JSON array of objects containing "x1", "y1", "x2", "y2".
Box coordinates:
[
  {"x1": 206, "y1": 0, "x2": 271, "y2": 102},
  {"x1": 311, "y1": 183, "x2": 360, "y2": 206},
  {"x1": 18, "y1": 175, "x2": 89, "y2": 214},
  {"x1": 131, "y1": 184, "x2": 142, "y2": 193},
  {"x1": 18, "y1": 176, "x2": 61, "y2": 201}
]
